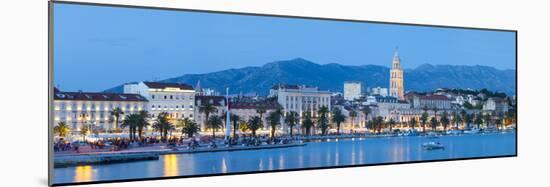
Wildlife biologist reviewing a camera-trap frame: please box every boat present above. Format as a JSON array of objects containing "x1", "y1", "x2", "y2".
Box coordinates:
[
  {"x1": 446, "y1": 130, "x2": 462, "y2": 135},
  {"x1": 464, "y1": 128, "x2": 480, "y2": 134},
  {"x1": 422, "y1": 142, "x2": 445, "y2": 150}
]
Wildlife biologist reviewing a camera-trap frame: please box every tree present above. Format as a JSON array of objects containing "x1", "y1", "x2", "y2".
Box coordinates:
[
  {"x1": 207, "y1": 115, "x2": 223, "y2": 138},
  {"x1": 440, "y1": 111, "x2": 450, "y2": 131},
  {"x1": 199, "y1": 103, "x2": 218, "y2": 132},
  {"x1": 152, "y1": 112, "x2": 173, "y2": 142},
  {"x1": 388, "y1": 118, "x2": 396, "y2": 132},
  {"x1": 179, "y1": 118, "x2": 199, "y2": 138},
  {"x1": 317, "y1": 106, "x2": 330, "y2": 135},
  {"x1": 484, "y1": 112, "x2": 493, "y2": 129},
  {"x1": 110, "y1": 107, "x2": 124, "y2": 130},
  {"x1": 248, "y1": 116, "x2": 262, "y2": 137},
  {"x1": 79, "y1": 125, "x2": 90, "y2": 141},
  {"x1": 256, "y1": 106, "x2": 266, "y2": 120},
  {"x1": 375, "y1": 116, "x2": 384, "y2": 134},
  {"x1": 430, "y1": 117, "x2": 438, "y2": 131},
  {"x1": 361, "y1": 107, "x2": 371, "y2": 129},
  {"x1": 331, "y1": 107, "x2": 346, "y2": 135},
  {"x1": 136, "y1": 110, "x2": 149, "y2": 140},
  {"x1": 284, "y1": 111, "x2": 299, "y2": 137},
  {"x1": 420, "y1": 111, "x2": 429, "y2": 132},
  {"x1": 349, "y1": 109, "x2": 357, "y2": 129},
  {"x1": 267, "y1": 109, "x2": 282, "y2": 139},
  {"x1": 302, "y1": 111, "x2": 314, "y2": 136},
  {"x1": 474, "y1": 113, "x2": 483, "y2": 129},
  {"x1": 230, "y1": 114, "x2": 241, "y2": 138},
  {"x1": 460, "y1": 110, "x2": 467, "y2": 129},
  {"x1": 121, "y1": 113, "x2": 141, "y2": 141},
  {"x1": 54, "y1": 121, "x2": 71, "y2": 137},
  {"x1": 409, "y1": 118, "x2": 417, "y2": 131},
  {"x1": 464, "y1": 113, "x2": 473, "y2": 130},
  {"x1": 239, "y1": 120, "x2": 249, "y2": 134}
]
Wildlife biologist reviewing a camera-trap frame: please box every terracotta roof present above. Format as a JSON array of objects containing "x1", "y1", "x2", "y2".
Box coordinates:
[
  {"x1": 54, "y1": 91, "x2": 148, "y2": 102},
  {"x1": 230, "y1": 101, "x2": 282, "y2": 110},
  {"x1": 195, "y1": 96, "x2": 226, "y2": 106},
  {"x1": 143, "y1": 82, "x2": 193, "y2": 90},
  {"x1": 419, "y1": 95, "x2": 450, "y2": 101}
]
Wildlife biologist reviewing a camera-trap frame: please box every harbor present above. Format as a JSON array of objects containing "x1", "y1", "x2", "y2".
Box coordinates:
[{"x1": 53, "y1": 132, "x2": 516, "y2": 184}]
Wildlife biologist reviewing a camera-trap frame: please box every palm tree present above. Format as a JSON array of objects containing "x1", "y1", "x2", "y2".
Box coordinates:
[
  {"x1": 230, "y1": 114, "x2": 240, "y2": 138},
  {"x1": 152, "y1": 112, "x2": 173, "y2": 142},
  {"x1": 459, "y1": 110, "x2": 467, "y2": 129},
  {"x1": 464, "y1": 113, "x2": 473, "y2": 130},
  {"x1": 430, "y1": 117, "x2": 438, "y2": 131},
  {"x1": 331, "y1": 107, "x2": 346, "y2": 135},
  {"x1": 474, "y1": 113, "x2": 483, "y2": 129},
  {"x1": 199, "y1": 103, "x2": 217, "y2": 131},
  {"x1": 180, "y1": 118, "x2": 199, "y2": 138},
  {"x1": 484, "y1": 112, "x2": 493, "y2": 129},
  {"x1": 388, "y1": 118, "x2": 396, "y2": 132},
  {"x1": 409, "y1": 118, "x2": 417, "y2": 131},
  {"x1": 207, "y1": 115, "x2": 223, "y2": 138},
  {"x1": 239, "y1": 120, "x2": 249, "y2": 135},
  {"x1": 79, "y1": 125, "x2": 90, "y2": 141},
  {"x1": 349, "y1": 109, "x2": 357, "y2": 129},
  {"x1": 375, "y1": 116, "x2": 384, "y2": 134},
  {"x1": 361, "y1": 107, "x2": 371, "y2": 129},
  {"x1": 136, "y1": 110, "x2": 149, "y2": 140},
  {"x1": 420, "y1": 111, "x2": 429, "y2": 132},
  {"x1": 440, "y1": 111, "x2": 450, "y2": 131},
  {"x1": 121, "y1": 113, "x2": 141, "y2": 141},
  {"x1": 110, "y1": 107, "x2": 124, "y2": 130},
  {"x1": 267, "y1": 109, "x2": 283, "y2": 139},
  {"x1": 248, "y1": 116, "x2": 262, "y2": 137},
  {"x1": 317, "y1": 106, "x2": 330, "y2": 135},
  {"x1": 284, "y1": 111, "x2": 299, "y2": 137},
  {"x1": 302, "y1": 111, "x2": 314, "y2": 136},
  {"x1": 176, "y1": 118, "x2": 192, "y2": 138},
  {"x1": 256, "y1": 106, "x2": 266, "y2": 120},
  {"x1": 256, "y1": 106, "x2": 267, "y2": 128},
  {"x1": 54, "y1": 121, "x2": 71, "y2": 137}
]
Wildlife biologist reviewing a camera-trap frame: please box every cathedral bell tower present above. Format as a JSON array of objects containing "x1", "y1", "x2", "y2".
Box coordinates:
[{"x1": 389, "y1": 50, "x2": 404, "y2": 100}]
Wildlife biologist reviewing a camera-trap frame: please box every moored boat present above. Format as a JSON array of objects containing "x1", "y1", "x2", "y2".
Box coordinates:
[{"x1": 422, "y1": 142, "x2": 445, "y2": 150}]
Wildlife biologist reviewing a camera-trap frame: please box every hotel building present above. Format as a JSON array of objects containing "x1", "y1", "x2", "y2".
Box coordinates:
[
  {"x1": 343, "y1": 81, "x2": 362, "y2": 101},
  {"x1": 194, "y1": 95, "x2": 227, "y2": 130},
  {"x1": 123, "y1": 81, "x2": 195, "y2": 121},
  {"x1": 229, "y1": 98, "x2": 283, "y2": 131},
  {"x1": 53, "y1": 88, "x2": 148, "y2": 133},
  {"x1": 269, "y1": 84, "x2": 331, "y2": 118}
]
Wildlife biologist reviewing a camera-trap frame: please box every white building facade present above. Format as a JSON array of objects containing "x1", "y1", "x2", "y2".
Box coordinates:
[
  {"x1": 53, "y1": 88, "x2": 148, "y2": 133},
  {"x1": 343, "y1": 81, "x2": 362, "y2": 101},
  {"x1": 124, "y1": 82, "x2": 196, "y2": 121},
  {"x1": 269, "y1": 84, "x2": 331, "y2": 118}
]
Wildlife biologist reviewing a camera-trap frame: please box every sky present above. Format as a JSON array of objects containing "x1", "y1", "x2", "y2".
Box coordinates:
[{"x1": 53, "y1": 3, "x2": 516, "y2": 92}]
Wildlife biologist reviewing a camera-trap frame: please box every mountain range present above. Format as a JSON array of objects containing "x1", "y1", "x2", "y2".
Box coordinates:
[{"x1": 104, "y1": 58, "x2": 516, "y2": 95}]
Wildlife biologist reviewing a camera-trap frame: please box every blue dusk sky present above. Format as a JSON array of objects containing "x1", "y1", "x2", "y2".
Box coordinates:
[{"x1": 53, "y1": 3, "x2": 516, "y2": 92}]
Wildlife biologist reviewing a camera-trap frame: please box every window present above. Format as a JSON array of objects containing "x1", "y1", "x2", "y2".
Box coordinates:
[
  {"x1": 152, "y1": 95, "x2": 155, "y2": 99},
  {"x1": 164, "y1": 95, "x2": 167, "y2": 99},
  {"x1": 182, "y1": 105, "x2": 185, "y2": 108},
  {"x1": 170, "y1": 95, "x2": 173, "y2": 99}
]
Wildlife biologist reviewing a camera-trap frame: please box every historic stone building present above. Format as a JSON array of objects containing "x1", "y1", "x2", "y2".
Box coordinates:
[{"x1": 389, "y1": 51, "x2": 405, "y2": 100}]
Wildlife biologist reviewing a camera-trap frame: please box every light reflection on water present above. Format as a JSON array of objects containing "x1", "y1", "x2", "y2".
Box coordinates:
[{"x1": 55, "y1": 133, "x2": 516, "y2": 184}]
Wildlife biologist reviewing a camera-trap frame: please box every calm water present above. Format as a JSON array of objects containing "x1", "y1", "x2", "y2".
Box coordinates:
[{"x1": 54, "y1": 132, "x2": 516, "y2": 184}]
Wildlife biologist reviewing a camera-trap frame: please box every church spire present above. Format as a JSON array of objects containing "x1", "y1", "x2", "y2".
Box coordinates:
[{"x1": 389, "y1": 48, "x2": 404, "y2": 100}]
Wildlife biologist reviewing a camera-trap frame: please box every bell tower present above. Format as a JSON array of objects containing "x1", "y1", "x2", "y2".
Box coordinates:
[{"x1": 389, "y1": 50, "x2": 404, "y2": 100}]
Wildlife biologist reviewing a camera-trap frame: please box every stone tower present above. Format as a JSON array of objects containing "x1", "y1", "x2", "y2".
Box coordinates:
[{"x1": 389, "y1": 50, "x2": 404, "y2": 100}]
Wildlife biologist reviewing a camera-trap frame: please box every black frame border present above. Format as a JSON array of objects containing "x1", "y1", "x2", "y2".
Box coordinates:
[{"x1": 48, "y1": 0, "x2": 518, "y2": 186}]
